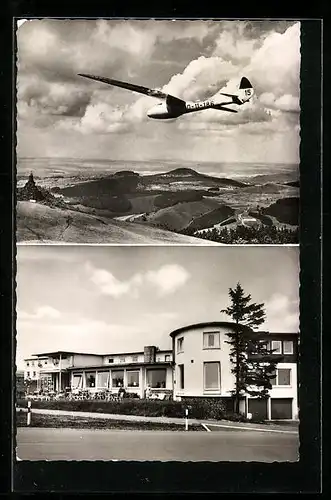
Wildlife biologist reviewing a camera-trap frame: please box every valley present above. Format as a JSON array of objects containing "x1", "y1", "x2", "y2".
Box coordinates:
[{"x1": 16, "y1": 165, "x2": 299, "y2": 245}]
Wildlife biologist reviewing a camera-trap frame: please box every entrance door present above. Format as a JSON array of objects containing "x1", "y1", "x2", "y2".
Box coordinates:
[
  {"x1": 248, "y1": 398, "x2": 268, "y2": 420},
  {"x1": 271, "y1": 398, "x2": 293, "y2": 419}
]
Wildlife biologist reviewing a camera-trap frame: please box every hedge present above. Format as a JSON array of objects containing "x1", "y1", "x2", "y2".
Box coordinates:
[{"x1": 16, "y1": 398, "x2": 239, "y2": 421}]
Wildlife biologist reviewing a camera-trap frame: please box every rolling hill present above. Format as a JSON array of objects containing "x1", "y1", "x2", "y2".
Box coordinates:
[
  {"x1": 142, "y1": 199, "x2": 222, "y2": 232},
  {"x1": 143, "y1": 167, "x2": 247, "y2": 188},
  {"x1": 261, "y1": 197, "x2": 299, "y2": 226},
  {"x1": 16, "y1": 201, "x2": 222, "y2": 244}
]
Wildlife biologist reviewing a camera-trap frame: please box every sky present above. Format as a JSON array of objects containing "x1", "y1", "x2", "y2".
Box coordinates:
[
  {"x1": 16, "y1": 245, "x2": 300, "y2": 369},
  {"x1": 16, "y1": 19, "x2": 301, "y2": 164}
]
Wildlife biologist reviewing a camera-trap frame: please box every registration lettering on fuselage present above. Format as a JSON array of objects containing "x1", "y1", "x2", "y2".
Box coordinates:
[{"x1": 186, "y1": 100, "x2": 213, "y2": 110}]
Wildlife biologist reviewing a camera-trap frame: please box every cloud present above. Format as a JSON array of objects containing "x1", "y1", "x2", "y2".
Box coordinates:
[
  {"x1": 85, "y1": 261, "x2": 190, "y2": 298},
  {"x1": 17, "y1": 305, "x2": 61, "y2": 320},
  {"x1": 260, "y1": 92, "x2": 300, "y2": 113},
  {"x1": 16, "y1": 20, "x2": 301, "y2": 162},
  {"x1": 264, "y1": 293, "x2": 299, "y2": 332},
  {"x1": 86, "y1": 262, "x2": 143, "y2": 298},
  {"x1": 146, "y1": 264, "x2": 190, "y2": 295}
]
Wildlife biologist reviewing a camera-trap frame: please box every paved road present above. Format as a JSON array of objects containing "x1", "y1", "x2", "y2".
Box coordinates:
[{"x1": 16, "y1": 428, "x2": 299, "y2": 462}]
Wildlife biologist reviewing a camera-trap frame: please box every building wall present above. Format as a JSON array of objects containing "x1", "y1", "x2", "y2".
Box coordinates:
[
  {"x1": 24, "y1": 357, "x2": 49, "y2": 380},
  {"x1": 71, "y1": 354, "x2": 104, "y2": 367},
  {"x1": 102, "y1": 351, "x2": 172, "y2": 366},
  {"x1": 102, "y1": 353, "x2": 145, "y2": 365},
  {"x1": 268, "y1": 362, "x2": 298, "y2": 419},
  {"x1": 173, "y1": 325, "x2": 236, "y2": 399}
]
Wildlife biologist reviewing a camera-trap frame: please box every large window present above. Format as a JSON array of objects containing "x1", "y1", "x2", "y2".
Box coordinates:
[
  {"x1": 177, "y1": 337, "x2": 184, "y2": 353},
  {"x1": 112, "y1": 370, "x2": 124, "y2": 388},
  {"x1": 204, "y1": 362, "x2": 221, "y2": 391},
  {"x1": 283, "y1": 341, "x2": 294, "y2": 354},
  {"x1": 132, "y1": 355, "x2": 138, "y2": 363},
  {"x1": 203, "y1": 331, "x2": 220, "y2": 349},
  {"x1": 271, "y1": 368, "x2": 291, "y2": 386},
  {"x1": 86, "y1": 372, "x2": 96, "y2": 388},
  {"x1": 178, "y1": 364, "x2": 184, "y2": 389},
  {"x1": 165, "y1": 355, "x2": 171, "y2": 362},
  {"x1": 147, "y1": 369, "x2": 166, "y2": 388},
  {"x1": 97, "y1": 371, "x2": 109, "y2": 389},
  {"x1": 127, "y1": 371, "x2": 139, "y2": 387},
  {"x1": 72, "y1": 373, "x2": 83, "y2": 389},
  {"x1": 120, "y1": 357, "x2": 126, "y2": 363}
]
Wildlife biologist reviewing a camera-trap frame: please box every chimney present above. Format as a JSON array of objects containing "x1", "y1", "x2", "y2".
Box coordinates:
[{"x1": 144, "y1": 346, "x2": 156, "y2": 363}]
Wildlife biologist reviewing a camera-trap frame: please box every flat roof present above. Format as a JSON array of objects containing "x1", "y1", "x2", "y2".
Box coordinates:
[
  {"x1": 169, "y1": 322, "x2": 252, "y2": 338},
  {"x1": 32, "y1": 348, "x2": 172, "y2": 358},
  {"x1": 170, "y1": 323, "x2": 298, "y2": 338},
  {"x1": 32, "y1": 351, "x2": 102, "y2": 357}
]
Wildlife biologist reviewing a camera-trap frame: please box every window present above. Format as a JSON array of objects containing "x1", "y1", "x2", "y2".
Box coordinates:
[
  {"x1": 203, "y1": 331, "x2": 220, "y2": 349},
  {"x1": 177, "y1": 337, "x2": 184, "y2": 353},
  {"x1": 146, "y1": 369, "x2": 166, "y2": 388},
  {"x1": 31, "y1": 361, "x2": 35, "y2": 366},
  {"x1": 127, "y1": 371, "x2": 139, "y2": 387},
  {"x1": 97, "y1": 371, "x2": 109, "y2": 389},
  {"x1": 108, "y1": 358, "x2": 114, "y2": 364},
  {"x1": 132, "y1": 355, "x2": 138, "y2": 363},
  {"x1": 278, "y1": 368, "x2": 291, "y2": 386},
  {"x1": 271, "y1": 368, "x2": 291, "y2": 386},
  {"x1": 120, "y1": 357, "x2": 126, "y2": 363},
  {"x1": 271, "y1": 340, "x2": 282, "y2": 354},
  {"x1": 86, "y1": 372, "x2": 96, "y2": 388},
  {"x1": 26, "y1": 362, "x2": 30, "y2": 367},
  {"x1": 72, "y1": 374, "x2": 83, "y2": 389},
  {"x1": 204, "y1": 362, "x2": 221, "y2": 391},
  {"x1": 165, "y1": 355, "x2": 171, "y2": 362},
  {"x1": 112, "y1": 370, "x2": 124, "y2": 388},
  {"x1": 33, "y1": 371, "x2": 36, "y2": 377},
  {"x1": 283, "y1": 341, "x2": 293, "y2": 354},
  {"x1": 27, "y1": 371, "x2": 30, "y2": 378},
  {"x1": 44, "y1": 361, "x2": 47, "y2": 365},
  {"x1": 178, "y1": 364, "x2": 184, "y2": 389}
]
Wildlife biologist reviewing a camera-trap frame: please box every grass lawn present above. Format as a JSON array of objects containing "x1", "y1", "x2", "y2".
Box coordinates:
[{"x1": 16, "y1": 412, "x2": 204, "y2": 431}]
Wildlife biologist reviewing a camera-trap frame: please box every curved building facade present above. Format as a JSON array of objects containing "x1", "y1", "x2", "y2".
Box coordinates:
[
  {"x1": 170, "y1": 322, "x2": 244, "y2": 401},
  {"x1": 170, "y1": 321, "x2": 299, "y2": 420}
]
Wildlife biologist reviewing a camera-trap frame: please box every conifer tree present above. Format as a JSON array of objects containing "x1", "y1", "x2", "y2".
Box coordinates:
[{"x1": 221, "y1": 282, "x2": 280, "y2": 414}]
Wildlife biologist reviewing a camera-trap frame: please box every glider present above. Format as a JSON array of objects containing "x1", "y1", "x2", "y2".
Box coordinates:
[{"x1": 78, "y1": 73, "x2": 254, "y2": 120}]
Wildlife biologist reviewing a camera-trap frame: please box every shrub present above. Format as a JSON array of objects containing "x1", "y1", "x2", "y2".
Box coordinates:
[{"x1": 16, "y1": 398, "x2": 252, "y2": 422}]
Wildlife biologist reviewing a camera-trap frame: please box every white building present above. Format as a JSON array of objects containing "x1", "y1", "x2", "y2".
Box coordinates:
[
  {"x1": 23, "y1": 322, "x2": 299, "y2": 420},
  {"x1": 170, "y1": 322, "x2": 299, "y2": 420}
]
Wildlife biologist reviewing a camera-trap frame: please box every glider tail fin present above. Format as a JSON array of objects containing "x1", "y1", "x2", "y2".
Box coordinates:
[
  {"x1": 216, "y1": 77, "x2": 254, "y2": 105},
  {"x1": 237, "y1": 76, "x2": 254, "y2": 103}
]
